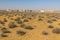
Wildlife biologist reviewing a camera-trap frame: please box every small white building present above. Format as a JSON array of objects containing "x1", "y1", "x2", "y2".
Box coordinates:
[
  {"x1": 40, "y1": 10, "x2": 45, "y2": 13},
  {"x1": 6, "y1": 9, "x2": 11, "y2": 12}
]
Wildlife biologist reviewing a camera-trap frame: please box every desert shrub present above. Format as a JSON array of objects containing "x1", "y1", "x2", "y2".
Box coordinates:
[
  {"x1": 20, "y1": 24, "x2": 34, "y2": 30},
  {"x1": 10, "y1": 18, "x2": 14, "y2": 20},
  {"x1": 1, "y1": 27, "x2": 7, "y2": 30},
  {"x1": 15, "y1": 17, "x2": 23, "y2": 24},
  {"x1": 24, "y1": 26, "x2": 34, "y2": 30},
  {"x1": 3, "y1": 18, "x2": 7, "y2": 22},
  {"x1": 16, "y1": 20, "x2": 23, "y2": 24},
  {"x1": 42, "y1": 31, "x2": 48, "y2": 35},
  {"x1": 48, "y1": 25, "x2": 54, "y2": 28},
  {"x1": 16, "y1": 30, "x2": 26, "y2": 36},
  {"x1": 39, "y1": 16, "x2": 44, "y2": 18},
  {"x1": 8, "y1": 22, "x2": 17, "y2": 28},
  {"x1": 28, "y1": 17, "x2": 32, "y2": 20},
  {"x1": 1, "y1": 27, "x2": 11, "y2": 33},
  {"x1": 52, "y1": 28, "x2": 60, "y2": 34},
  {"x1": 47, "y1": 20, "x2": 53, "y2": 23},
  {"x1": 15, "y1": 17, "x2": 20, "y2": 21},
  {"x1": 1, "y1": 33, "x2": 8, "y2": 37},
  {"x1": 20, "y1": 24, "x2": 26, "y2": 28},
  {"x1": 52, "y1": 19, "x2": 57, "y2": 21},
  {"x1": 21, "y1": 16, "x2": 26, "y2": 19},
  {"x1": 38, "y1": 18, "x2": 43, "y2": 21},
  {"x1": 23, "y1": 19, "x2": 29, "y2": 22}
]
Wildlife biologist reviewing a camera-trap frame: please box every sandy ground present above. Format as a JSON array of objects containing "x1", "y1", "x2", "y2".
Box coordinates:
[{"x1": 0, "y1": 13, "x2": 60, "y2": 40}]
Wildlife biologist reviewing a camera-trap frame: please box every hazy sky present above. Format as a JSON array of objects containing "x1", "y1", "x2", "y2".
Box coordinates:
[{"x1": 0, "y1": 0, "x2": 60, "y2": 10}]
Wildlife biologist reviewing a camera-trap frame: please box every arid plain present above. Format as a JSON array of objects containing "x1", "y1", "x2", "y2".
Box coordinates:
[{"x1": 0, "y1": 10, "x2": 60, "y2": 40}]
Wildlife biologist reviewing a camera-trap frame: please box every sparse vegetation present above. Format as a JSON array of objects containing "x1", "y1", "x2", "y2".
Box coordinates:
[
  {"x1": 23, "y1": 19, "x2": 29, "y2": 22},
  {"x1": 42, "y1": 31, "x2": 48, "y2": 35},
  {"x1": 47, "y1": 20, "x2": 53, "y2": 23},
  {"x1": 24, "y1": 25, "x2": 34, "y2": 30},
  {"x1": 52, "y1": 28, "x2": 60, "y2": 34},
  {"x1": 1, "y1": 27, "x2": 11, "y2": 33},
  {"x1": 0, "y1": 10, "x2": 60, "y2": 40},
  {"x1": 48, "y1": 25, "x2": 54, "y2": 28},
  {"x1": 38, "y1": 18, "x2": 43, "y2": 21},
  {"x1": 1, "y1": 33, "x2": 8, "y2": 37},
  {"x1": 20, "y1": 23, "x2": 26, "y2": 28},
  {"x1": 16, "y1": 30, "x2": 26, "y2": 36},
  {"x1": 15, "y1": 17, "x2": 23, "y2": 24},
  {"x1": 8, "y1": 22, "x2": 17, "y2": 28},
  {"x1": 52, "y1": 19, "x2": 57, "y2": 21},
  {"x1": 3, "y1": 18, "x2": 7, "y2": 22},
  {"x1": 10, "y1": 18, "x2": 14, "y2": 20}
]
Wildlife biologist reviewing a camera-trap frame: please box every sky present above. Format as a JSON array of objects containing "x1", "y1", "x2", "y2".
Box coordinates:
[{"x1": 0, "y1": 0, "x2": 60, "y2": 10}]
